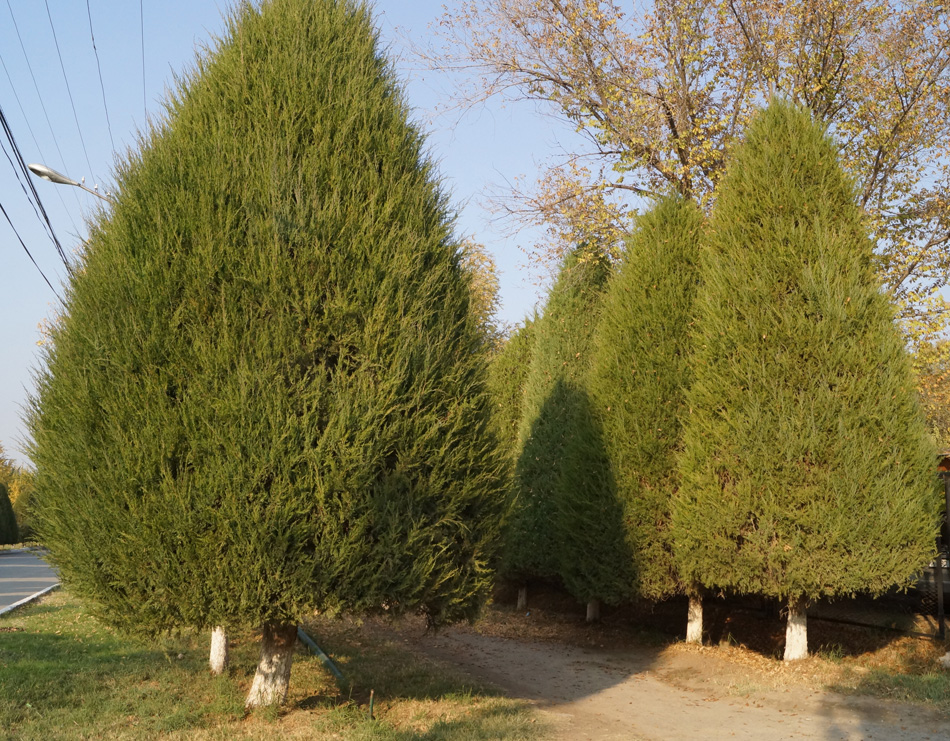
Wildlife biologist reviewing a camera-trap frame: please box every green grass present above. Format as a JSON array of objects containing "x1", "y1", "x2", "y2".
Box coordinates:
[
  {"x1": 829, "y1": 634, "x2": 950, "y2": 713},
  {"x1": 839, "y1": 668, "x2": 950, "y2": 711},
  {"x1": 0, "y1": 590, "x2": 545, "y2": 740}
]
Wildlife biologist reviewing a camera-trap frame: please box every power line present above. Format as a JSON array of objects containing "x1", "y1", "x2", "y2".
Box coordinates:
[
  {"x1": 0, "y1": 103, "x2": 72, "y2": 273},
  {"x1": 1, "y1": 132, "x2": 57, "y2": 247},
  {"x1": 0, "y1": 198, "x2": 61, "y2": 300},
  {"x1": 0, "y1": 51, "x2": 81, "y2": 236},
  {"x1": 4, "y1": 0, "x2": 77, "y2": 202},
  {"x1": 85, "y1": 0, "x2": 115, "y2": 153},
  {"x1": 44, "y1": 0, "x2": 97, "y2": 183}
]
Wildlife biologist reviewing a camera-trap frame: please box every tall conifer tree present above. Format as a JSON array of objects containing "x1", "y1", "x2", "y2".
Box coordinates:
[
  {"x1": 487, "y1": 319, "x2": 535, "y2": 609},
  {"x1": 505, "y1": 247, "x2": 611, "y2": 612},
  {"x1": 487, "y1": 319, "x2": 536, "y2": 460},
  {"x1": 589, "y1": 195, "x2": 703, "y2": 635},
  {"x1": 27, "y1": 0, "x2": 504, "y2": 705},
  {"x1": 672, "y1": 101, "x2": 939, "y2": 660}
]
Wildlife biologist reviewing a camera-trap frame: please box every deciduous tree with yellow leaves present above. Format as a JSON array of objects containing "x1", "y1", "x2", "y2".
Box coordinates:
[{"x1": 425, "y1": 0, "x2": 950, "y2": 344}]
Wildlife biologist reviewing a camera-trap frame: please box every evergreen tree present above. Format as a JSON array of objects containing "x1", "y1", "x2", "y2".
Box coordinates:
[
  {"x1": 552, "y1": 378, "x2": 632, "y2": 619},
  {"x1": 506, "y1": 246, "x2": 611, "y2": 606},
  {"x1": 0, "y1": 483, "x2": 17, "y2": 546},
  {"x1": 487, "y1": 319, "x2": 536, "y2": 459},
  {"x1": 589, "y1": 195, "x2": 704, "y2": 632},
  {"x1": 27, "y1": 0, "x2": 504, "y2": 706},
  {"x1": 672, "y1": 100, "x2": 939, "y2": 659},
  {"x1": 486, "y1": 318, "x2": 534, "y2": 609}
]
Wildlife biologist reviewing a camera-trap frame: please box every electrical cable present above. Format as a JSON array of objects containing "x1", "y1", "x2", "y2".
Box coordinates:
[
  {"x1": 0, "y1": 198, "x2": 61, "y2": 300},
  {"x1": 0, "y1": 51, "x2": 81, "y2": 235},
  {"x1": 4, "y1": 0, "x2": 80, "y2": 212},
  {"x1": 85, "y1": 0, "x2": 115, "y2": 153},
  {"x1": 1, "y1": 133, "x2": 58, "y2": 247},
  {"x1": 0, "y1": 104, "x2": 73, "y2": 273},
  {"x1": 44, "y1": 0, "x2": 97, "y2": 183}
]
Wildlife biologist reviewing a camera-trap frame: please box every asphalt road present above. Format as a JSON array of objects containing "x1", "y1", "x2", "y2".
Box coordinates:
[{"x1": 0, "y1": 549, "x2": 58, "y2": 613}]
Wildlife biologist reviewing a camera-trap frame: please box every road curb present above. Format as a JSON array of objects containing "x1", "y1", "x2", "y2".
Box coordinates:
[{"x1": 0, "y1": 583, "x2": 60, "y2": 618}]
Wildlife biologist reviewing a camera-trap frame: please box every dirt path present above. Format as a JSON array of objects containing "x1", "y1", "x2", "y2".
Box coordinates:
[{"x1": 395, "y1": 627, "x2": 950, "y2": 740}]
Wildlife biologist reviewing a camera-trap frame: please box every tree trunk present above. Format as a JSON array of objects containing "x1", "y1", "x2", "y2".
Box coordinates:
[
  {"x1": 784, "y1": 597, "x2": 808, "y2": 661},
  {"x1": 209, "y1": 626, "x2": 229, "y2": 675},
  {"x1": 586, "y1": 598, "x2": 600, "y2": 623},
  {"x1": 516, "y1": 586, "x2": 527, "y2": 611},
  {"x1": 686, "y1": 592, "x2": 703, "y2": 645},
  {"x1": 245, "y1": 622, "x2": 298, "y2": 709}
]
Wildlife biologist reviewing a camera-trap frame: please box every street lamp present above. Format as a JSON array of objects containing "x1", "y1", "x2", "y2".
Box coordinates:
[{"x1": 28, "y1": 163, "x2": 115, "y2": 205}]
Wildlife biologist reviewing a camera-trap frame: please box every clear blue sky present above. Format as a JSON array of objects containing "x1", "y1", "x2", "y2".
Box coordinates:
[{"x1": 0, "y1": 0, "x2": 567, "y2": 467}]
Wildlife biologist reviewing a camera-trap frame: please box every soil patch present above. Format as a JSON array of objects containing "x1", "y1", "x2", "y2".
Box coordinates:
[{"x1": 370, "y1": 586, "x2": 950, "y2": 740}]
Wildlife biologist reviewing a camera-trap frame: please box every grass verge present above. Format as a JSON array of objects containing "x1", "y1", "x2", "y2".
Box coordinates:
[
  {"x1": 829, "y1": 634, "x2": 950, "y2": 713},
  {"x1": 0, "y1": 590, "x2": 545, "y2": 740}
]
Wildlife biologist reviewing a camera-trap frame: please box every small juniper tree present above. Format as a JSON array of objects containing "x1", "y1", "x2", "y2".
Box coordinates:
[
  {"x1": 27, "y1": 0, "x2": 505, "y2": 706},
  {"x1": 506, "y1": 246, "x2": 612, "y2": 615},
  {"x1": 0, "y1": 483, "x2": 17, "y2": 546},
  {"x1": 589, "y1": 195, "x2": 704, "y2": 639},
  {"x1": 672, "y1": 100, "x2": 939, "y2": 660}
]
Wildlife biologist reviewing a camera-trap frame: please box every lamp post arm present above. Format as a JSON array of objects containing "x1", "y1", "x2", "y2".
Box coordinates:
[{"x1": 28, "y1": 163, "x2": 115, "y2": 205}]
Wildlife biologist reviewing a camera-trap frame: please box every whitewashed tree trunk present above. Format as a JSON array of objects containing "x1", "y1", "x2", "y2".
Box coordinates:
[
  {"x1": 784, "y1": 597, "x2": 808, "y2": 661},
  {"x1": 245, "y1": 622, "x2": 298, "y2": 709},
  {"x1": 586, "y1": 598, "x2": 600, "y2": 623},
  {"x1": 516, "y1": 586, "x2": 528, "y2": 611},
  {"x1": 209, "y1": 626, "x2": 229, "y2": 675},
  {"x1": 686, "y1": 593, "x2": 703, "y2": 645}
]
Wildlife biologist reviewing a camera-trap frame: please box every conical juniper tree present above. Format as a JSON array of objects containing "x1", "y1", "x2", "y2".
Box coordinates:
[
  {"x1": 671, "y1": 100, "x2": 939, "y2": 660},
  {"x1": 486, "y1": 319, "x2": 535, "y2": 609},
  {"x1": 487, "y1": 318, "x2": 536, "y2": 461},
  {"x1": 27, "y1": 0, "x2": 505, "y2": 706},
  {"x1": 506, "y1": 246, "x2": 612, "y2": 615},
  {"x1": 589, "y1": 195, "x2": 704, "y2": 639},
  {"x1": 552, "y1": 376, "x2": 633, "y2": 621},
  {"x1": 0, "y1": 483, "x2": 17, "y2": 546}
]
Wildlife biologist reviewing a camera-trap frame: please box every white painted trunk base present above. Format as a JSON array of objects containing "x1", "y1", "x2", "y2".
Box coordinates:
[
  {"x1": 209, "y1": 626, "x2": 229, "y2": 675},
  {"x1": 784, "y1": 597, "x2": 808, "y2": 661},
  {"x1": 245, "y1": 622, "x2": 299, "y2": 709},
  {"x1": 586, "y1": 598, "x2": 601, "y2": 623},
  {"x1": 517, "y1": 586, "x2": 528, "y2": 611},
  {"x1": 686, "y1": 594, "x2": 703, "y2": 645}
]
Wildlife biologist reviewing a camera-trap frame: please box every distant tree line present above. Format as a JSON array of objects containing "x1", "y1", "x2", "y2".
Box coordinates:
[{"x1": 0, "y1": 443, "x2": 34, "y2": 543}]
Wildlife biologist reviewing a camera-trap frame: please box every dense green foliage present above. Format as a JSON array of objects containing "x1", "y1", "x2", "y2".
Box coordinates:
[
  {"x1": 672, "y1": 100, "x2": 938, "y2": 601},
  {"x1": 589, "y1": 195, "x2": 703, "y2": 600},
  {"x1": 486, "y1": 319, "x2": 536, "y2": 459},
  {"x1": 27, "y1": 0, "x2": 504, "y2": 636},
  {"x1": 552, "y1": 377, "x2": 633, "y2": 605},
  {"x1": 505, "y1": 247, "x2": 612, "y2": 585},
  {"x1": 0, "y1": 482, "x2": 17, "y2": 545}
]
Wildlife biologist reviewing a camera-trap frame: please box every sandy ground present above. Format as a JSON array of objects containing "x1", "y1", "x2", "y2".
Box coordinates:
[{"x1": 389, "y1": 623, "x2": 950, "y2": 740}]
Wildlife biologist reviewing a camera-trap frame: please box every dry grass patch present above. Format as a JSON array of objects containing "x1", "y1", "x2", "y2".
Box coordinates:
[{"x1": 481, "y1": 583, "x2": 950, "y2": 712}]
